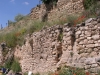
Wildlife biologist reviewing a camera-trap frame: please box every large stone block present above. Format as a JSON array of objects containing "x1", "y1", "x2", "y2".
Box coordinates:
[
  {"x1": 85, "y1": 31, "x2": 91, "y2": 36},
  {"x1": 67, "y1": 46, "x2": 73, "y2": 50},
  {"x1": 91, "y1": 64, "x2": 98, "y2": 68},
  {"x1": 85, "y1": 58, "x2": 96, "y2": 65},
  {"x1": 89, "y1": 68, "x2": 98, "y2": 73},
  {"x1": 87, "y1": 37, "x2": 92, "y2": 40},
  {"x1": 88, "y1": 40, "x2": 94, "y2": 44},
  {"x1": 79, "y1": 41, "x2": 84, "y2": 45},
  {"x1": 85, "y1": 65, "x2": 91, "y2": 69},
  {"x1": 95, "y1": 43, "x2": 100, "y2": 47},
  {"x1": 84, "y1": 39, "x2": 88, "y2": 44},
  {"x1": 86, "y1": 44, "x2": 95, "y2": 48},
  {"x1": 92, "y1": 35, "x2": 99, "y2": 40},
  {"x1": 76, "y1": 31, "x2": 81, "y2": 35},
  {"x1": 85, "y1": 18, "x2": 93, "y2": 23}
]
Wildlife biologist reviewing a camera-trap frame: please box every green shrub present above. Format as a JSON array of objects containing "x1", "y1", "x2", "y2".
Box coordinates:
[
  {"x1": 11, "y1": 59, "x2": 21, "y2": 72},
  {"x1": 27, "y1": 20, "x2": 45, "y2": 34},
  {"x1": 4, "y1": 33, "x2": 17, "y2": 48},
  {"x1": 59, "y1": 68, "x2": 73, "y2": 75},
  {"x1": 4, "y1": 58, "x2": 21, "y2": 72},
  {"x1": 0, "y1": 32, "x2": 17, "y2": 48},
  {"x1": 59, "y1": 67, "x2": 85, "y2": 75},
  {"x1": 16, "y1": 35, "x2": 25, "y2": 46},
  {"x1": 19, "y1": 28, "x2": 27, "y2": 35},
  {"x1": 15, "y1": 14, "x2": 25, "y2": 22},
  {"x1": 58, "y1": 32, "x2": 63, "y2": 42},
  {"x1": 34, "y1": 73, "x2": 40, "y2": 75},
  {"x1": 4, "y1": 58, "x2": 14, "y2": 69},
  {"x1": 83, "y1": 0, "x2": 98, "y2": 9},
  {"x1": 27, "y1": 25, "x2": 35, "y2": 34},
  {"x1": 82, "y1": 2, "x2": 100, "y2": 18},
  {"x1": 67, "y1": 15, "x2": 79, "y2": 26}
]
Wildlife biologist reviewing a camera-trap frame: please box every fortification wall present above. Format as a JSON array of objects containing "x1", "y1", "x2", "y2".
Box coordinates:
[{"x1": 14, "y1": 17, "x2": 100, "y2": 74}]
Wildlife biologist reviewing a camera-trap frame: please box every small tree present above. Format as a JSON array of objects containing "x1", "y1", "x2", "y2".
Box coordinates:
[{"x1": 14, "y1": 14, "x2": 24, "y2": 22}]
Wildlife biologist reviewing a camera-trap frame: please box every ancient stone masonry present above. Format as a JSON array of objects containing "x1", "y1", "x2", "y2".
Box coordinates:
[
  {"x1": 58, "y1": 18, "x2": 100, "y2": 74},
  {"x1": 14, "y1": 17, "x2": 100, "y2": 74},
  {"x1": 30, "y1": 0, "x2": 84, "y2": 21},
  {"x1": 15, "y1": 25, "x2": 63, "y2": 73}
]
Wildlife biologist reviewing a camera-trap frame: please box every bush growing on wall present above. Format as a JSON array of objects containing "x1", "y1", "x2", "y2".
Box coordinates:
[
  {"x1": 11, "y1": 60, "x2": 21, "y2": 72},
  {"x1": 83, "y1": 0, "x2": 98, "y2": 9}
]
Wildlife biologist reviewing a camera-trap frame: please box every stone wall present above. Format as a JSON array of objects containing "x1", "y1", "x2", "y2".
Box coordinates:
[
  {"x1": 14, "y1": 25, "x2": 63, "y2": 73},
  {"x1": 30, "y1": 0, "x2": 84, "y2": 21},
  {"x1": 14, "y1": 17, "x2": 100, "y2": 74},
  {"x1": 58, "y1": 18, "x2": 100, "y2": 74}
]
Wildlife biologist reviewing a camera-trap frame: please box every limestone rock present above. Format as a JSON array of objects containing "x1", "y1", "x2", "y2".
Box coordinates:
[{"x1": 85, "y1": 18, "x2": 93, "y2": 23}]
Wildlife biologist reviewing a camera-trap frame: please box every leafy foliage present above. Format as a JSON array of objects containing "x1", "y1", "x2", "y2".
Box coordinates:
[
  {"x1": 15, "y1": 14, "x2": 25, "y2": 22},
  {"x1": 4, "y1": 58, "x2": 21, "y2": 72},
  {"x1": 67, "y1": 15, "x2": 79, "y2": 26},
  {"x1": 11, "y1": 60, "x2": 21, "y2": 72},
  {"x1": 58, "y1": 67, "x2": 85, "y2": 75},
  {"x1": 82, "y1": 1, "x2": 100, "y2": 18},
  {"x1": 83, "y1": 0, "x2": 98, "y2": 9},
  {"x1": 4, "y1": 58, "x2": 14, "y2": 69}
]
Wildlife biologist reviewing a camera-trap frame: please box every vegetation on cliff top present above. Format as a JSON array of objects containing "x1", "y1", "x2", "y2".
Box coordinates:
[{"x1": 0, "y1": 0, "x2": 100, "y2": 48}]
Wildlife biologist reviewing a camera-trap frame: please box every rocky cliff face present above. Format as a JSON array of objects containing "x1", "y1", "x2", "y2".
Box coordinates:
[
  {"x1": 14, "y1": 17, "x2": 100, "y2": 74},
  {"x1": 30, "y1": 0, "x2": 84, "y2": 21}
]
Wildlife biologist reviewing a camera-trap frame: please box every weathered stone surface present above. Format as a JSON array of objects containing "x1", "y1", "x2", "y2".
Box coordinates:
[
  {"x1": 85, "y1": 18, "x2": 93, "y2": 23},
  {"x1": 87, "y1": 37, "x2": 92, "y2": 40},
  {"x1": 95, "y1": 43, "x2": 100, "y2": 47},
  {"x1": 91, "y1": 64, "x2": 98, "y2": 68},
  {"x1": 95, "y1": 57, "x2": 100, "y2": 62},
  {"x1": 87, "y1": 49, "x2": 92, "y2": 53},
  {"x1": 76, "y1": 31, "x2": 81, "y2": 35},
  {"x1": 86, "y1": 44, "x2": 95, "y2": 48},
  {"x1": 92, "y1": 35, "x2": 99, "y2": 40},
  {"x1": 14, "y1": 17, "x2": 100, "y2": 74},
  {"x1": 85, "y1": 65, "x2": 91, "y2": 69},
  {"x1": 89, "y1": 68, "x2": 98, "y2": 73},
  {"x1": 7, "y1": 70, "x2": 15, "y2": 75},
  {"x1": 85, "y1": 58, "x2": 96, "y2": 65}
]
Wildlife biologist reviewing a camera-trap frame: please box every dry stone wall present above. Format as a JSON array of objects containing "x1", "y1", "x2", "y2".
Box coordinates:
[
  {"x1": 15, "y1": 25, "x2": 63, "y2": 73},
  {"x1": 14, "y1": 17, "x2": 100, "y2": 74},
  {"x1": 30, "y1": 0, "x2": 84, "y2": 21},
  {"x1": 58, "y1": 18, "x2": 100, "y2": 74}
]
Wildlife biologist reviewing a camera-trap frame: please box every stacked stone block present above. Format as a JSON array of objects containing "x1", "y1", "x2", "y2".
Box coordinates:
[{"x1": 14, "y1": 17, "x2": 100, "y2": 74}]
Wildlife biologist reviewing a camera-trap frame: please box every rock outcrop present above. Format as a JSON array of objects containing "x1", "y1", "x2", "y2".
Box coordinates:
[{"x1": 30, "y1": 0, "x2": 84, "y2": 21}]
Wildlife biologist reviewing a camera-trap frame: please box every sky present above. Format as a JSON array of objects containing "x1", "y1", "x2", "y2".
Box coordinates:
[{"x1": 0, "y1": 0, "x2": 40, "y2": 28}]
